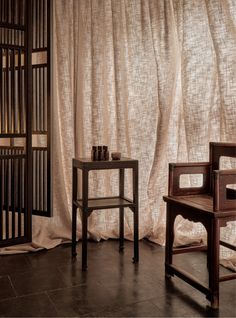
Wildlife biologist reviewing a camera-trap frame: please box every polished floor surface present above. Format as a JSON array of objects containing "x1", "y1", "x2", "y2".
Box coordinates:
[{"x1": 0, "y1": 239, "x2": 235, "y2": 317}]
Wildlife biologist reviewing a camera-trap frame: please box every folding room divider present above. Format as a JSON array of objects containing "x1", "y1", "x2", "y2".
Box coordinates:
[{"x1": 0, "y1": 0, "x2": 51, "y2": 248}]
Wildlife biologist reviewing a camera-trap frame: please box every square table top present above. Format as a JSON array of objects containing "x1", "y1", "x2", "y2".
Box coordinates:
[{"x1": 73, "y1": 157, "x2": 138, "y2": 170}]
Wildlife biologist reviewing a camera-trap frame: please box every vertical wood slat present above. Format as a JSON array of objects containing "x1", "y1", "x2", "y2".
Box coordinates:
[
  {"x1": 39, "y1": 67, "x2": 41, "y2": 131},
  {"x1": 47, "y1": 0, "x2": 50, "y2": 215},
  {"x1": 36, "y1": 0, "x2": 38, "y2": 49},
  {"x1": 37, "y1": 68, "x2": 39, "y2": 131},
  {"x1": 20, "y1": 0, "x2": 24, "y2": 26},
  {"x1": 10, "y1": 0, "x2": 14, "y2": 30},
  {"x1": 35, "y1": 150, "x2": 37, "y2": 210},
  {"x1": 22, "y1": 67, "x2": 25, "y2": 132},
  {"x1": 11, "y1": 150, "x2": 15, "y2": 238},
  {"x1": 41, "y1": 150, "x2": 44, "y2": 211},
  {"x1": 45, "y1": 67, "x2": 47, "y2": 130},
  {"x1": 35, "y1": 67, "x2": 37, "y2": 131},
  {"x1": 39, "y1": 0, "x2": 42, "y2": 48},
  {"x1": 11, "y1": 48, "x2": 15, "y2": 132},
  {"x1": 14, "y1": 0, "x2": 17, "y2": 25},
  {"x1": 18, "y1": 48, "x2": 22, "y2": 132},
  {"x1": 0, "y1": 158, "x2": 2, "y2": 240},
  {"x1": 5, "y1": 155, "x2": 9, "y2": 239},
  {"x1": 3, "y1": 0, "x2": 5, "y2": 23},
  {"x1": 36, "y1": 67, "x2": 38, "y2": 131},
  {"x1": 3, "y1": 49, "x2": 5, "y2": 132},
  {"x1": 1, "y1": 153, "x2": 4, "y2": 239},
  {"x1": 6, "y1": 0, "x2": 9, "y2": 24},
  {"x1": 39, "y1": 150, "x2": 42, "y2": 210},
  {"x1": 43, "y1": 67, "x2": 45, "y2": 132},
  {"x1": 18, "y1": 155, "x2": 22, "y2": 236},
  {"x1": 2, "y1": 0, "x2": 4, "y2": 22},
  {"x1": 42, "y1": 0, "x2": 45, "y2": 47},
  {"x1": 45, "y1": 149, "x2": 47, "y2": 211},
  {"x1": 2, "y1": 150, "x2": 6, "y2": 238},
  {"x1": 15, "y1": 152, "x2": 18, "y2": 237},
  {"x1": 0, "y1": 0, "x2": 2, "y2": 23},
  {"x1": 39, "y1": 67, "x2": 41, "y2": 132},
  {"x1": 23, "y1": 154, "x2": 26, "y2": 236},
  {"x1": 33, "y1": 149, "x2": 35, "y2": 210},
  {"x1": 38, "y1": 0, "x2": 40, "y2": 48},
  {"x1": 32, "y1": 67, "x2": 35, "y2": 131},
  {"x1": 42, "y1": 66, "x2": 45, "y2": 131},
  {"x1": 40, "y1": 150, "x2": 43, "y2": 211},
  {"x1": 6, "y1": 48, "x2": 9, "y2": 132},
  {"x1": 0, "y1": 48, "x2": 2, "y2": 133},
  {"x1": 3, "y1": 0, "x2": 6, "y2": 23},
  {"x1": 18, "y1": 0, "x2": 22, "y2": 27},
  {"x1": 37, "y1": 150, "x2": 39, "y2": 211},
  {"x1": 36, "y1": 150, "x2": 39, "y2": 210},
  {"x1": 32, "y1": 0, "x2": 35, "y2": 49},
  {"x1": 20, "y1": 0, "x2": 23, "y2": 26}
]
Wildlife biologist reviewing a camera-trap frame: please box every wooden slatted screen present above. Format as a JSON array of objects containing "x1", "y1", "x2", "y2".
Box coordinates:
[
  {"x1": 0, "y1": 0, "x2": 51, "y2": 248},
  {"x1": 0, "y1": 0, "x2": 32, "y2": 247}
]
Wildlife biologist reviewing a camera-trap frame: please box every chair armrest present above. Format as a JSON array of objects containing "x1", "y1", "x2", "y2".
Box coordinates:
[
  {"x1": 213, "y1": 169, "x2": 236, "y2": 211},
  {"x1": 168, "y1": 162, "x2": 211, "y2": 196}
]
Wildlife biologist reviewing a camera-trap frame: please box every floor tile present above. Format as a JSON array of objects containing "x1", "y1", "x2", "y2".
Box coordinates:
[
  {"x1": 26, "y1": 244, "x2": 72, "y2": 270},
  {"x1": 0, "y1": 293, "x2": 59, "y2": 317},
  {"x1": 47, "y1": 283, "x2": 115, "y2": 317},
  {"x1": 10, "y1": 267, "x2": 71, "y2": 296},
  {"x1": 0, "y1": 276, "x2": 16, "y2": 301},
  {"x1": 98, "y1": 300, "x2": 161, "y2": 317},
  {"x1": 0, "y1": 254, "x2": 32, "y2": 275}
]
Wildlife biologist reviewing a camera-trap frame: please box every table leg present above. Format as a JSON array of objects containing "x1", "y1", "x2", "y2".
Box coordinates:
[
  {"x1": 119, "y1": 168, "x2": 124, "y2": 251},
  {"x1": 72, "y1": 166, "x2": 78, "y2": 257},
  {"x1": 133, "y1": 164, "x2": 139, "y2": 263},
  {"x1": 133, "y1": 206, "x2": 139, "y2": 263},
  {"x1": 72, "y1": 204, "x2": 77, "y2": 257},
  {"x1": 82, "y1": 169, "x2": 88, "y2": 271},
  {"x1": 119, "y1": 207, "x2": 124, "y2": 251},
  {"x1": 82, "y1": 209, "x2": 88, "y2": 271}
]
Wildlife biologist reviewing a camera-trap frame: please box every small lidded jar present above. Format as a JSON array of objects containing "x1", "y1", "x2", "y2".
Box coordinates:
[{"x1": 91, "y1": 146, "x2": 97, "y2": 161}]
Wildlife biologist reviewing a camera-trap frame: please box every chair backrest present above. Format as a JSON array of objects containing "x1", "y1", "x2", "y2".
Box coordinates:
[{"x1": 209, "y1": 142, "x2": 236, "y2": 193}]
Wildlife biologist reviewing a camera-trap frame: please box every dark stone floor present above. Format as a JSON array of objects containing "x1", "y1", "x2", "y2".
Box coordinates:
[{"x1": 0, "y1": 239, "x2": 235, "y2": 317}]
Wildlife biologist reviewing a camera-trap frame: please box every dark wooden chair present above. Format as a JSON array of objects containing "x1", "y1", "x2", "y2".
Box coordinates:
[{"x1": 163, "y1": 142, "x2": 236, "y2": 309}]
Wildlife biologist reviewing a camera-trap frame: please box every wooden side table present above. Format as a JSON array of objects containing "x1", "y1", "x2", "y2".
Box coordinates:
[{"x1": 72, "y1": 157, "x2": 139, "y2": 271}]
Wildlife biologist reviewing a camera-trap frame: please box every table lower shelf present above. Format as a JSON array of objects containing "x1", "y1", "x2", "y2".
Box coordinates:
[{"x1": 73, "y1": 196, "x2": 135, "y2": 211}]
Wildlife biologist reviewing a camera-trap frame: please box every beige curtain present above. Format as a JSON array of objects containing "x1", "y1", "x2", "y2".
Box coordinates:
[{"x1": 1, "y1": 0, "x2": 236, "y2": 269}]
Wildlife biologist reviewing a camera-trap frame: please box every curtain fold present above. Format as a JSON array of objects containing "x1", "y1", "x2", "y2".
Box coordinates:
[{"x1": 1, "y1": 0, "x2": 235, "y2": 269}]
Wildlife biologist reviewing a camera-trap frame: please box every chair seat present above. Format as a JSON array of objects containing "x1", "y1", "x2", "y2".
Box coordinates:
[{"x1": 163, "y1": 194, "x2": 236, "y2": 218}]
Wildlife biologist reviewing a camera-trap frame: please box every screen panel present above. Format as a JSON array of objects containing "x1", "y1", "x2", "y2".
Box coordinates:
[{"x1": 0, "y1": 0, "x2": 33, "y2": 247}]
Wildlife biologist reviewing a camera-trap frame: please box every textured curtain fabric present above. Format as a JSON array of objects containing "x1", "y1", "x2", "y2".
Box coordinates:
[{"x1": 1, "y1": 0, "x2": 235, "y2": 269}]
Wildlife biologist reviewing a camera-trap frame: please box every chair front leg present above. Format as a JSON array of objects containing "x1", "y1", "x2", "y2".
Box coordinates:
[
  {"x1": 165, "y1": 203, "x2": 176, "y2": 278},
  {"x1": 207, "y1": 219, "x2": 220, "y2": 309}
]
